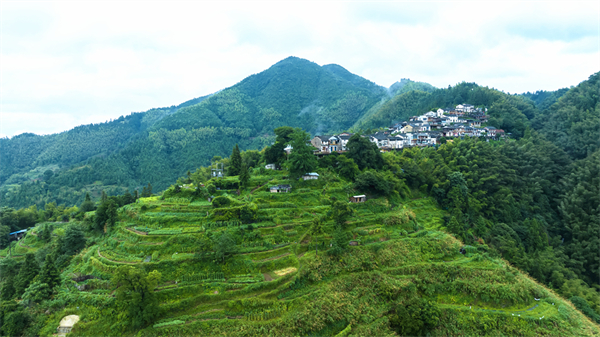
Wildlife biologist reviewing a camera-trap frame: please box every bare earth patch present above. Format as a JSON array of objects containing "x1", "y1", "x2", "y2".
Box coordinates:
[
  {"x1": 274, "y1": 267, "x2": 297, "y2": 276},
  {"x1": 263, "y1": 273, "x2": 274, "y2": 281}
]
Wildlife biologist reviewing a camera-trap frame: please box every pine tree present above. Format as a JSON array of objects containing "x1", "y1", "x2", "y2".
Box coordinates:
[
  {"x1": 39, "y1": 253, "x2": 61, "y2": 291},
  {"x1": 0, "y1": 276, "x2": 15, "y2": 300},
  {"x1": 229, "y1": 144, "x2": 242, "y2": 176},
  {"x1": 239, "y1": 162, "x2": 250, "y2": 189},
  {"x1": 14, "y1": 253, "x2": 39, "y2": 297}
]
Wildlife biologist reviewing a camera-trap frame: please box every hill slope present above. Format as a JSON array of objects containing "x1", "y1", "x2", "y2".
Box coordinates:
[{"x1": 1, "y1": 170, "x2": 598, "y2": 336}]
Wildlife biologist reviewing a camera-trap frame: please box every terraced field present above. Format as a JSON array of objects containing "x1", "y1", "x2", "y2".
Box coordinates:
[{"x1": 5, "y1": 171, "x2": 599, "y2": 336}]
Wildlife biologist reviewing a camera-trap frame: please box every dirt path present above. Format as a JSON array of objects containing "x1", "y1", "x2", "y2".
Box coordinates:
[
  {"x1": 18, "y1": 240, "x2": 32, "y2": 249},
  {"x1": 253, "y1": 253, "x2": 290, "y2": 263},
  {"x1": 97, "y1": 248, "x2": 139, "y2": 265},
  {"x1": 126, "y1": 227, "x2": 148, "y2": 235}
]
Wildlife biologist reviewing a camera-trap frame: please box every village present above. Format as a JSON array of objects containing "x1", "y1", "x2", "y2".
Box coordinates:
[{"x1": 310, "y1": 104, "x2": 506, "y2": 153}]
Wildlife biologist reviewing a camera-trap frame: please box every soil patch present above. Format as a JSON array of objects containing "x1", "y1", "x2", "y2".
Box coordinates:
[{"x1": 263, "y1": 273, "x2": 274, "y2": 281}]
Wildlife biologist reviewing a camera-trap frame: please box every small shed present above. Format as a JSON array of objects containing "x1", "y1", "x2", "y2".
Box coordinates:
[
  {"x1": 9, "y1": 229, "x2": 27, "y2": 241},
  {"x1": 57, "y1": 315, "x2": 80, "y2": 336},
  {"x1": 265, "y1": 163, "x2": 276, "y2": 170},
  {"x1": 350, "y1": 195, "x2": 366, "y2": 203},
  {"x1": 270, "y1": 184, "x2": 292, "y2": 193},
  {"x1": 302, "y1": 172, "x2": 319, "y2": 180}
]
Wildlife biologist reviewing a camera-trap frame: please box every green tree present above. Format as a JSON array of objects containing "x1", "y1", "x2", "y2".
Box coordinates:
[
  {"x1": 214, "y1": 231, "x2": 237, "y2": 262},
  {"x1": 60, "y1": 225, "x2": 86, "y2": 256},
  {"x1": 94, "y1": 198, "x2": 118, "y2": 232},
  {"x1": 346, "y1": 133, "x2": 383, "y2": 170},
  {"x1": 39, "y1": 253, "x2": 61, "y2": 291},
  {"x1": 0, "y1": 277, "x2": 15, "y2": 300},
  {"x1": 229, "y1": 144, "x2": 242, "y2": 176},
  {"x1": 309, "y1": 217, "x2": 325, "y2": 256},
  {"x1": 329, "y1": 227, "x2": 349, "y2": 256},
  {"x1": 330, "y1": 200, "x2": 353, "y2": 229},
  {"x1": 0, "y1": 225, "x2": 9, "y2": 249},
  {"x1": 79, "y1": 192, "x2": 95, "y2": 213},
  {"x1": 22, "y1": 281, "x2": 51, "y2": 304},
  {"x1": 39, "y1": 224, "x2": 52, "y2": 243},
  {"x1": 112, "y1": 266, "x2": 161, "y2": 330},
  {"x1": 389, "y1": 297, "x2": 440, "y2": 336},
  {"x1": 285, "y1": 129, "x2": 318, "y2": 180},
  {"x1": 239, "y1": 161, "x2": 250, "y2": 189},
  {"x1": 336, "y1": 155, "x2": 360, "y2": 181},
  {"x1": 14, "y1": 253, "x2": 39, "y2": 297}
]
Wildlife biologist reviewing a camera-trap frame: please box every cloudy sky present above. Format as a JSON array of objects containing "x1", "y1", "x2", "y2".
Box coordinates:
[{"x1": 1, "y1": 1, "x2": 598, "y2": 138}]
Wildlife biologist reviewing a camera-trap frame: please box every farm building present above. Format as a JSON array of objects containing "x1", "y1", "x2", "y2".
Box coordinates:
[
  {"x1": 350, "y1": 195, "x2": 366, "y2": 203},
  {"x1": 270, "y1": 184, "x2": 292, "y2": 193},
  {"x1": 302, "y1": 172, "x2": 319, "y2": 180}
]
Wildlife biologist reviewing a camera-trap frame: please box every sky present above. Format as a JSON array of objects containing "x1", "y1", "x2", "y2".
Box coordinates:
[{"x1": 1, "y1": 1, "x2": 599, "y2": 138}]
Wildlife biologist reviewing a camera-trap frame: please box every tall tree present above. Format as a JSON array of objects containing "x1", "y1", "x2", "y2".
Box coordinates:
[
  {"x1": 39, "y1": 253, "x2": 61, "y2": 291},
  {"x1": 346, "y1": 133, "x2": 383, "y2": 170},
  {"x1": 309, "y1": 217, "x2": 325, "y2": 256},
  {"x1": 229, "y1": 144, "x2": 242, "y2": 176},
  {"x1": 330, "y1": 200, "x2": 353, "y2": 229},
  {"x1": 239, "y1": 161, "x2": 250, "y2": 190},
  {"x1": 112, "y1": 266, "x2": 161, "y2": 330},
  {"x1": 14, "y1": 253, "x2": 39, "y2": 297},
  {"x1": 285, "y1": 129, "x2": 318, "y2": 180}
]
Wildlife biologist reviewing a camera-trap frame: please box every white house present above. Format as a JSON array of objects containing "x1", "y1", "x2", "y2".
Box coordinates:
[
  {"x1": 437, "y1": 108, "x2": 445, "y2": 117},
  {"x1": 302, "y1": 172, "x2": 319, "y2": 180}
]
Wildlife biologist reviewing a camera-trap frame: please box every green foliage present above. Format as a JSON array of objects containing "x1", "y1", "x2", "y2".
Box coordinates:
[
  {"x1": 330, "y1": 200, "x2": 353, "y2": 229},
  {"x1": 15, "y1": 253, "x2": 39, "y2": 297},
  {"x1": 389, "y1": 297, "x2": 441, "y2": 336},
  {"x1": 570, "y1": 296, "x2": 600, "y2": 323},
  {"x1": 346, "y1": 133, "x2": 383, "y2": 170},
  {"x1": 228, "y1": 144, "x2": 242, "y2": 176},
  {"x1": 285, "y1": 128, "x2": 318, "y2": 180},
  {"x1": 113, "y1": 266, "x2": 162, "y2": 330}
]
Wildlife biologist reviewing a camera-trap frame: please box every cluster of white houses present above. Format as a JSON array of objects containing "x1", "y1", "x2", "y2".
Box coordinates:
[{"x1": 311, "y1": 104, "x2": 505, "y2": 153}]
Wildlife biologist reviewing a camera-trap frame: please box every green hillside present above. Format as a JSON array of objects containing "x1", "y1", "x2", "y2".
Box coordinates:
[{"x1": 1, "y1": 166, "x2": 598, "y2": 336}]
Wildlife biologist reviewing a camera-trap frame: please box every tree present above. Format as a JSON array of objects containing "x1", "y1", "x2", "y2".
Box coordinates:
[
  {"x1": 336, "y1": 155, "x2": 360, "y2": 181},
  {"x1": 285, "y1": 129, "x2": 318, "y2": 180},
  {"x1": 229, "y1": 144, "x2": 242, "y2": 176},
  {"x1": 14, "y1": 253, "x2": 39, "y2": 297},
  {"x1": 79, "y1": 193, "x2": 95, "y2": 213},
  {"x1": 112, "y1": 266, "x2": 161, "y2": 330},
  {"x1": 39, "y1": 253, "x2": 61, "y2": 291},
  {"x1": 60, "y1": 225, "x2": 86, "y2": 256},
  {"x1": 39, "y1": 224, "x2": 51, "y2": 243},
  {"x1": 330, "y1": 200, "x2": 353, "y2": 229},
  {"x1": 214, "y1": 232, "x2": 237, "y2": 262},
  {"x1": 95, "y1": 198, "x2": 118, "y2": 232},
  {"x1": 0, "y1": 225, "x2": 9, "y2": 249},
  {"x1": 309, "y1": 217, "x2": 325, "y2": 256},
  {"x1": 346, "y1": 133, "x2": 383, "y2": 170},
  {"x1": 389, "y1": 297, "x2": 440, "y2": 336},
  {"x1": 329, "y1": 228, "x2": 349, "y2": 256},
  {"x1": 239, "y1": 161, "x2": 250, "y2": 190},
  {"x1": 0, "y1": 276, "x2": 15, "y2": 300}
]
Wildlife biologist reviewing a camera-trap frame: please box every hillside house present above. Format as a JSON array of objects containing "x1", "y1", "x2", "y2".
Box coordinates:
[
  {"x1": 302, "y1": 172, "x2": 319, "y2": 180},
  {"x1": 9, "y1": 229, "x2": 27, "y2": 241},
  {"x1": 350, "y1": 195, "x2": 366, "y2": 203},
  {"x1": 265, "y1": 164, "x2": 276, "y2": 170},
  {"x1": 270, "y1": 184, "x2": 291, "y2": 193}
]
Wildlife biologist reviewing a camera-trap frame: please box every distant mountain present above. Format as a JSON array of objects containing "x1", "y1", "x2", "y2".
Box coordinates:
[{"x1": 0, "y1": 57, "x2": 393, "y2": 208}]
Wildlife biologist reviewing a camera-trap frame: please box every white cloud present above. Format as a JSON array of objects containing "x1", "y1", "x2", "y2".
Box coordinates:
[{"x1": 1, "y1": 1, "x2": 598, "y2": 137}]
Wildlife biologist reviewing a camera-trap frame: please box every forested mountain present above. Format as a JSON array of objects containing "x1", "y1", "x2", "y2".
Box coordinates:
[{"x1": 0, "y1": 57, "x2": 391, "y2": 209}]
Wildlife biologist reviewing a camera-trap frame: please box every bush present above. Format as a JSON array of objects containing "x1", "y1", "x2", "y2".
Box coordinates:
[{"x1": 212, "y1": 196, "x2": 231, "y2": 208}]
